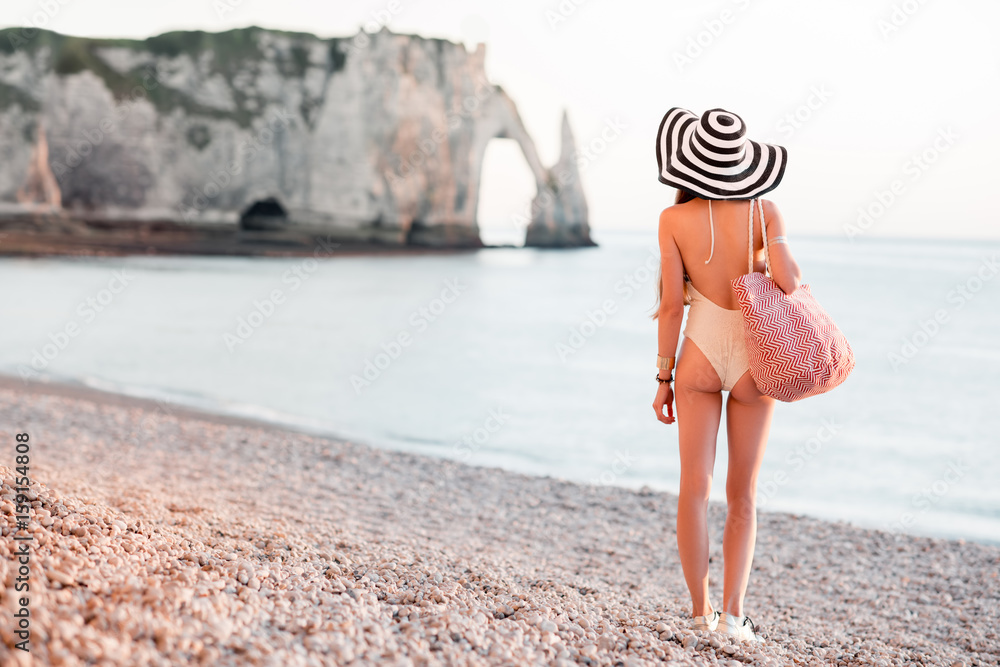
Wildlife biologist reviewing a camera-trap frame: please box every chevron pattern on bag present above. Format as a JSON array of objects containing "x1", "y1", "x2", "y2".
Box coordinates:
[{"x1": 732, "y1": 272, "x2": 856, "y2": 402}]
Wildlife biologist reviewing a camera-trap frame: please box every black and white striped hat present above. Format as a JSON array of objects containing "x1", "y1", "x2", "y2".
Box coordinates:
[{"x1": 655, "y1": 107, "x2": 787, "y2": 199}]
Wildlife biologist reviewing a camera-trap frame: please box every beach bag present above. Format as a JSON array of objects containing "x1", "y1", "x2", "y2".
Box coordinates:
[{"x1": 731, "y1": 199, "x2": 855, "y2": 402}]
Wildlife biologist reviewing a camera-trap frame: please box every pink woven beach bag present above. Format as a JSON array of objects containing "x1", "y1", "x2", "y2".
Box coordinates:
[{"x1": 731, "y1": 199, "x2": 855, "y2": 402}]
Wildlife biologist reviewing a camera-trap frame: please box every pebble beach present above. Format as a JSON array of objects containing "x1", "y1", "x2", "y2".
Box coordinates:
[{"x1": 1, "y1": 376, "x2": 998, "y2": 667}]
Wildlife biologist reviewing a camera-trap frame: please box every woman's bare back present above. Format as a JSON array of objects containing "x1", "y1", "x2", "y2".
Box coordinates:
[{"x1": 667, "y1": 198, "x2": 801, "y2": 308}]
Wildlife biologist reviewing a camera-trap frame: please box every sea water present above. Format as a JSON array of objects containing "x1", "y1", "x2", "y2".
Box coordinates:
[{"x1": 1, "y1": 231, "x2": 997, "y2": 545}]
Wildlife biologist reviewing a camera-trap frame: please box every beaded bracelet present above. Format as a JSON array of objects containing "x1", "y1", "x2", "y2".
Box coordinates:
[{"x1": 655, "y1": 374, "x2": 673, "y2": 384}]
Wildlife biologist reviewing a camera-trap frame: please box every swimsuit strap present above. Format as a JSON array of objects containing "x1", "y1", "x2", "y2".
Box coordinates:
[{"x1": 705, "y1": 200, "x2": 715, "y2": 264}]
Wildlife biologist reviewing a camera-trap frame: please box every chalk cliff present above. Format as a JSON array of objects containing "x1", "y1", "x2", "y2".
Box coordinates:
[
  {"x1": 0, "y1": 26, "x2": 593, "y2": 247},
  {"x1": 524, "y1": 111, "x2": 595, "y2": 247}
]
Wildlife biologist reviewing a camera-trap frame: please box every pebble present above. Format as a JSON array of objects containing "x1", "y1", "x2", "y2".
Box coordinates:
[
  {"x1": 539, "y1": 620, "x2": 558, "y2": 633},
  {"x1": 46, "y1": 570, "x2": 75, "y2": 586},
  {"x1": 1, "y1": 383, "x2": 997, "y2": 667}
]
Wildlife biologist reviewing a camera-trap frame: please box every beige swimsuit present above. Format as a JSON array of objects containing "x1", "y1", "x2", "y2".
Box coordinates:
[{"x1": 682, "y1": 201, "x2": 751, "y2": 392}]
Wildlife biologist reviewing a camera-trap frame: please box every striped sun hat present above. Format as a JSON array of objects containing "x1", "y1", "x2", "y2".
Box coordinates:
[{"x1": 655, "y1": 107, "x2": 787, "y2": 199}]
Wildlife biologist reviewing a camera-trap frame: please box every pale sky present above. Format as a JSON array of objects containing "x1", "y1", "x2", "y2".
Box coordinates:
[{"x1": 2, "y1": 0, "x2": 999, "y2": 239}]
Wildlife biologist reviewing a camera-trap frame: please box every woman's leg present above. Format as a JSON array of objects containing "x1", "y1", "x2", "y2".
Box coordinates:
[
  {"x1": 721, "y1": 370, "x2": 776, "y2": 618},
  {"x1": 674, "y1": 337, "x2": 723, "y2": 617}
]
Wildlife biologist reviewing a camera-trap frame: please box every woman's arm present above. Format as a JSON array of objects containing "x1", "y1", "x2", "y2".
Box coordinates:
[
  {"x1": 653, "y1": 208, "x2": 685, "y2": 425},
  {"x1": 761, "y1": 199, "x2": 802, "y2": 295},
  {"x1": 656, "y1": 207, "x2": 686, "y2": 357}
]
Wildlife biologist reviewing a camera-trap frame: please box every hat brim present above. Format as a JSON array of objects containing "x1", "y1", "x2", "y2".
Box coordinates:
[{"x1": 656, "y1": 107, "x2": 787, "y2": 200}]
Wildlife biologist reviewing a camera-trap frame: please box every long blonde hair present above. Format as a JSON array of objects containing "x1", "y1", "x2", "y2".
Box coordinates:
[{"x1": 651, "y1": 189, "x2": 696, "y2": 320}]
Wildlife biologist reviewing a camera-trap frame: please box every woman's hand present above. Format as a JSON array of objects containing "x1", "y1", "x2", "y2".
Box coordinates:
[{"x1": 653, "y1": 382, "x2": 675, "y2": 424}]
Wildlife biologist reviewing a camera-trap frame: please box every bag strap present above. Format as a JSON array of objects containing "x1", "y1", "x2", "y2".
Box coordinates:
[{"x1": 746, "y1": 198, "x2": 772, "y2": 276}]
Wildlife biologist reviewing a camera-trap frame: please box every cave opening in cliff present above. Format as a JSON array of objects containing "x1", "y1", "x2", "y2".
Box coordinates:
[
  {"x1": 240, "y1": 198, "x2": 289, "y2": 231},
  {"x1": 476, "y1": 139, "x2": 537, "y2": 247}
]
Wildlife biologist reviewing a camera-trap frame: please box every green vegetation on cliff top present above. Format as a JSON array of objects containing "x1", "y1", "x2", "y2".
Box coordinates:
[{"x1": 0, "y1": 26, "x2": 348, "y2": 127}]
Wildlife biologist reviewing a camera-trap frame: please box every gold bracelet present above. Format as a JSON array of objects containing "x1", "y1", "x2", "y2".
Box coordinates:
[{"x1": 656, "y1": 355, "x2": 675, "y2": 371}]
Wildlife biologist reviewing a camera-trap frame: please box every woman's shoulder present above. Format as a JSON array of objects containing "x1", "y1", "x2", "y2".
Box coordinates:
[
  {"x1": 758, "y1": 198, "x2": 786, "y2": 231},
  {"x1": 759, "y1": 197, "x2": 782, "y2": 216},
  {"x1": 659, "y1": 199, "x2": 696, "y2": 225}
]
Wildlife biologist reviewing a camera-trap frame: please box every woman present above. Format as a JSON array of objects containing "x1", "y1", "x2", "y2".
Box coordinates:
[{"x1": 650, "y1": 108, "x2": 802, "y2": 643}]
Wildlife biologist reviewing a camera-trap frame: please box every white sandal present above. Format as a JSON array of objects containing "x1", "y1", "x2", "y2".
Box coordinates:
[
  {"x1": 718, "y1": 612, "x2": 763, "y2": 642},
  {"x1": 692, "y1": 609, "x2": 720, "y2": 632}
]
